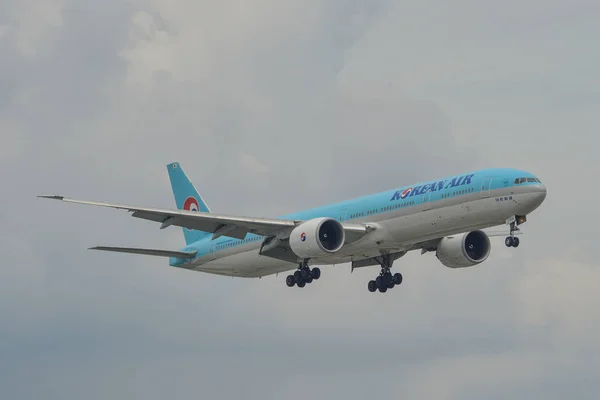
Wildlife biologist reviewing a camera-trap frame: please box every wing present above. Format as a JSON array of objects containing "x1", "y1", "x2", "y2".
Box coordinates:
[
  {"x1": 39, "y1": 195, "x2": 297, "y2": 239},
  {"x1": 39, "y1": 195, "x2": 369, "y2": 241}
]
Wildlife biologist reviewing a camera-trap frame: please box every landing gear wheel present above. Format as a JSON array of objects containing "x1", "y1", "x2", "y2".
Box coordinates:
[
  {"x1": 294, "y1": 270, "x2": 302, "y2": 281},
  {"x1": 379, "y1": 286, "x2": 388, "y2": 293},
  {"x1": 368, "y1": 280, "x2": 377, "y2": 292},
  {"x1": 383, "y1": 274, "x2": 392, "y2": 287},
  {"x1": 311, "y1": 267, "x2": 321, "y2": 280},
  {"x1": 286, "y1": 275, "x2": 295, "y2": 287},
  {"x1": 301, "y1": 268, "x2": 311, "y2": 279},
  {"x1": 384, "y1": 274, "x2": 394, "y2": 289},
  {"x1": 393, "y1": 273, "x2": 403, "y2": 285},
  {"x1": 505, "y1": 236, "x2": 514, "y2": 247},
  {"x1": 306, "y1": 276, "x2": 313, "y2": 284},
  {"x1": 297, "y1": 279, "x2": 306, "y2": 288},
  {"x1": 512, "y1": 237, "x2": 520, "y2": 247}
]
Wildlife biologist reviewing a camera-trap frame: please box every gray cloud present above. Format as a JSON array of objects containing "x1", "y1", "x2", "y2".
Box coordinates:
[{"x1": 1, "y1": 0, "x2": 599, "y2": 399}]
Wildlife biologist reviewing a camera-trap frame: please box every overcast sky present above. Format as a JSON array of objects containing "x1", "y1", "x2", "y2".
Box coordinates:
[{"x1": 1, "y1": 1, "x2": 599, "y2": 399}]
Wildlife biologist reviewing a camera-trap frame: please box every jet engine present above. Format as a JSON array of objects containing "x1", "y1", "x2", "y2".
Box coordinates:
[
  {"x1": 436, "y1": 230, "x2": 491, "y2": 268},
  {"x1": 289, "y1": 217, "x2": 345, "y2": 259}
]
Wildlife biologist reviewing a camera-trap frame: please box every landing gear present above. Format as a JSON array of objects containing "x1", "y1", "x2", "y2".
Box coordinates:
[
  {"x1": 505, "y1": 219, "x2": 521, "y2": 248},
  {"x1": 367, "y1": 254, "x2": 402, "y2": 294},
  {"x1": 285, "y1": 260, "x2": 321, "y2": 288}
]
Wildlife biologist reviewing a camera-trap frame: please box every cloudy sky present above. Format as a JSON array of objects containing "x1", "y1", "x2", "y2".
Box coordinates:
[{"x1": 1, "y1": 0, "x2": 599, "y2": 398}]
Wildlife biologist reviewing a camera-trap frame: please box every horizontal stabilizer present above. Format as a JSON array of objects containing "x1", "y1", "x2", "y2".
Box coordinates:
[{"x1": 89, "y1": 246, "x2": 197, "y2": 259}]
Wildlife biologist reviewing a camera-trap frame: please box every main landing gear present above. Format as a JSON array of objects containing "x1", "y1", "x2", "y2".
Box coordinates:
[
  {"x1": 367, "y1": 254, "x2": 402, "y2": 294},
  {"x1": 505, "y1": 218, "x2": 521, "y2": 248},
  {"x1": 286, "y1": 260, "x2": 321, "y2": 288}
]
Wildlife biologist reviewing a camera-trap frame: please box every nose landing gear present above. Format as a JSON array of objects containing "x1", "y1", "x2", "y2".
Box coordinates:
[{"x1": 505, "y1": 217, "x2": 522, "y2": 248}]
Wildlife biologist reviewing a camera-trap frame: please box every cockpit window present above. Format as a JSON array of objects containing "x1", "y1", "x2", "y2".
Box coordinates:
[
  {"x1": 515, "y1": 178, "x2": 525, "y2": 184},
  {"x1": 515, "y1": 177, "x2": 541, "y2": 184}
]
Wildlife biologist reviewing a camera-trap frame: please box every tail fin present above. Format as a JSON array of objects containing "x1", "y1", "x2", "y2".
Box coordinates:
[{"x1": 167, "y1": 162, "x2": 212, "y2": 245}]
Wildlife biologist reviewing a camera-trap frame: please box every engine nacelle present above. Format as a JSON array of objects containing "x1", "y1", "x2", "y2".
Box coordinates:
[
  {"x1": 289, "y1": 217, "x2": 345, "y2": 258},
  {"x1": 436, "y1": 230, "x2": 491, "y2": 268}
]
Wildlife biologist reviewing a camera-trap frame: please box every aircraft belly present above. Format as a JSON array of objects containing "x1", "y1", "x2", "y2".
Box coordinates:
[
  {"x1": 385, "y1": 195, "x2": 515, "y2": 246},
  {"x1": 195, "y1": 250, "x2": 296, "y2": 278}
]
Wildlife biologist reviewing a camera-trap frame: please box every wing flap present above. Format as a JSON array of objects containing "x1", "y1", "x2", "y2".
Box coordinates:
[{"x1": 90, "y1": 246, "x2": 197, "y2": 259}]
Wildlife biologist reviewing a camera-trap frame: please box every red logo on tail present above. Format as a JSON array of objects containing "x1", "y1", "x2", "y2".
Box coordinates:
[{"x1": 183, "y1": 197, "x2": 200, "y2": 212}]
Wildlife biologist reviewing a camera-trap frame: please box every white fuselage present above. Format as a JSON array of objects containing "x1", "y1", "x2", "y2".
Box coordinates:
[{"x1": 186, "y1": 183, "x2": 546, "y2": 278}]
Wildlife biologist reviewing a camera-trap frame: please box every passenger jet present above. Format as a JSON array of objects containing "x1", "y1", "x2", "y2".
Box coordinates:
[{"x1": 40, "y1": 162, "x2": 547, "y2": 293}]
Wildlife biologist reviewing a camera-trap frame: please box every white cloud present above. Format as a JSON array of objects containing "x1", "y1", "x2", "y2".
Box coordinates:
[
  {"x1": 401, "y1": 351, "x2": 551, "y2": 399},
  {"x1": 516, "y1": 252, "x2": 600, "y2": 344},
  {"x1": 0, "y1": 116, "x2": 28, "y2": 164},
  {"x1": 393, "y1": 252, "x2": 600, "y2": 399},
  {"x1": 7, "y1": 0, "x2": 64, "y2": 56}
]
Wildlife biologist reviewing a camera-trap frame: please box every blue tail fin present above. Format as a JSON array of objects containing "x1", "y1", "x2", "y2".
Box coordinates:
[{"x1": 167, "y1": 162, "x2": 212, "y2": 245}]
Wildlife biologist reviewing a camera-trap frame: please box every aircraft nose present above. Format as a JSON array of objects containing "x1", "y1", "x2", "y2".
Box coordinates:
[
  {"x1": 533, "y1": 183, "x2": 547, "y2": 206},
  {"x1": 539, "y1": 183, "x2": 547, "y2": 196}
]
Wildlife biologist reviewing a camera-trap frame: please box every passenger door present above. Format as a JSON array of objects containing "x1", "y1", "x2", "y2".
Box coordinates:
[
  {"x1": 339, "y1": 207, "x2": 349, "y2": 222},
  {"x1": 209, "y1": 241, "x2": 217, "y2": 260},
  {"x1": 422, "y1": 189, "x2": 431, "y2": 210},
  {"x1": 481, "y1": 178, "x2": 492, "y2": 198}
]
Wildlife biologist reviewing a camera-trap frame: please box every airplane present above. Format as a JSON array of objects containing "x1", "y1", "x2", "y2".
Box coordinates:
[{"x1": 39, "y1": 162, "x2": 547, "y2": 293}]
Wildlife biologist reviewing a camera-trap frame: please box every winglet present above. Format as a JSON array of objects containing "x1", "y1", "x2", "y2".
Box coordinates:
[{"x1": 38, "y1": 195, "x2": 65, "y2": 200}]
